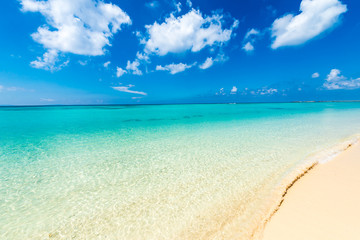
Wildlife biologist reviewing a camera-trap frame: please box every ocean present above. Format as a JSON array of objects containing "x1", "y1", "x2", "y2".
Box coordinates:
[{"x1": 1, "y1": 102, "x2": 360, "y2": 239}]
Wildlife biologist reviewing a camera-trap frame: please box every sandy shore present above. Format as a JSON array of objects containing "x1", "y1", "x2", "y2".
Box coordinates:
[{"x1": 262, "y1": 142, "x2": 360, "y2": 240}]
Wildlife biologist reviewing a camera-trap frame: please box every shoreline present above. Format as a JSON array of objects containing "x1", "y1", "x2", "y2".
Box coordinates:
[{"x1": 260, "y1": 140, "x2": 360, "y2": 240}]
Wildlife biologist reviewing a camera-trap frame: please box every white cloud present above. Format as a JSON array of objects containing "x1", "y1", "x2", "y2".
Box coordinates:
[
  {"x1": 131, "y1": 96, "x2": 143, "y2": 100},
  {"x1": 271, "y1": 0, "x2": 347, "y2": 49},
  {"x1": 21, "y1": 0, "x2": 131, "y2": 70},
  {"x1": 230, "y1": 86, "x2": 238, "y2": 94},
  {"x1": 199, "y1": 53, "x2": 228, "y2": 70},
  {"x1": 40, "y1": 98, "x2": 55, "y2": 102},
  {"x1": 259, "y1": 88, "x2": 278, "y2": 95},
  {"x1": 0, "y1": 85, "x2": 28, "y2": 92},
  {"x1": 78, "y1": 60, "x2": 88, "y2": 66},
  {"x1": 145, "y1": 1, "x2": 159, "y2": 9},
  {"x1": 126, "y1": 60, "x2": 143, "y2": 75},
  {"x1": 174, "y1": 2, "x2": 182, "y2": 12},
  {"x1": 242, "y1": 28, "x2": 260, "y2": 52},
  {"x1": 111, "y1": 85, "x2": 147, "y2": 95},
  {"x1": 244, "y1": 28, "x2": 260, "y2": 39},
  {"x1": 312, "y1": 72, "x2": 320, "y2": 78},
  {"x1": 186, "y1": 0, "x2": 193, "y2": 8},
  {"x1": 156, "y1": 62, "x2": 195, "y2": 74},
  {"x1": 115, "y1": 58, "x2": 146, "y2": 78},
  {"x1": 247, "y1": 87, "x2": 278, "y2": 95},
  {"x1": 6, "y1": 87, "x2": 26, "y2": 92},
  {"x1": 199, "y1": 57, "x2": 214, "y2": 69},
  {"x1": 30, "y1": 49, "x2": 69, "y2": 71},
  {"x1": 323, "y1": 69, "x2": 360, "y2": 90},
  {"x1": 104, "y1": 61, "x2": 111, "y2": 68},
  {"x1": 242, "y1": 42, "x2": 254, "y2": 52},
  {"x1": 143, "y1": 9, "x2": 238, "y2": 56},
  {"x1": 215, "y1": 87, "x2": 226, "y2": 96},
  {"x1": 136, "y1": 52, "x2": 150, "y2": 62},
  {"x1": 116, "y1": 67, "x2": 126, "y2": 77}
]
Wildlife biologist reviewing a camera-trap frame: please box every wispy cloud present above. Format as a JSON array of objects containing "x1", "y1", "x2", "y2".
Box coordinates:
[
  {"x1": 0, "y1": 85, "x2": 30, "y2": 92},
  {"x1": 111, "y1": 85, "x2": 147, "y2": 95},
  {"x1": 40, "y1": 98, "x2": 55, "y2": 102},
  {"x1": 78, "y1": 60, "x2": 88, "y2": 66},
  {"x1": 145, "y1": 1, "x2": 159, "y2": 9},
  {"x1": 215, "y1": 87, "x2": 226, "y2": 96},
  {"x1": 156, "y1": 62, "x2": 196, "y2": 74},
  {"x1": 186, "y1": 0, "x2": 192, "y2": 8},
  {"x1": 244, "y1": 28, "x2": 260, "y2": 39},
  {"x1": 174, "y1": 1, "x2": 182, "y2": 12},
  {"x1": 271, "y1": 0, "x2": 347, "y2": 49}
]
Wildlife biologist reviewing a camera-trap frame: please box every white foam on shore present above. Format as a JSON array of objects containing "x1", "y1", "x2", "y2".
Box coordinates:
[{"x1": 316, "y1": 136, "x2": 360, "y2": 164}]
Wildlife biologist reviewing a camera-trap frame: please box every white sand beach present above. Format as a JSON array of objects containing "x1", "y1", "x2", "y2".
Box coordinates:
[{"x1": 262, "y1": 143, "x2": 360, "y2": 240}]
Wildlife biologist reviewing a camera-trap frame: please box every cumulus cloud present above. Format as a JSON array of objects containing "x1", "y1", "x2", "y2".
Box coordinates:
[
  {"x1": 230, "y1": 86, "x2": 238, "y2": 94},
  {"x1": 199, "y1": 57, "x2": 214, "y2": 70},
  {"x1": 143, "y1": 9, "x2": 238, "y2": 56},
  {"x1": 136, "y1": 52, "x2": 150, "y2": 62},
  {"x1": 323, "y1": 69, "x2": 360, "y2": 90},
  {"x1": 156, "y1": 62, "x2": 195, "y2": 74},
  {"x1": 242, "y1": 42, "x2": 254, "y2": 52},
  {"x1": 126, "y1": 60, "x2": 143, "y2": 75},
  {"x1": 245, "y1": 87, "x2": 278, "y2": 96},
  {"x1": 30, "y1": 49, "x2": 69, "y2": 71},
  {"x1": 111, "y1": 85, "x2": 147, "y2": 95},
  {"x1": 116, "y1": 67, "x2": 126, "y2": 77},
  {"x1": 20, "y1": 0, "x2": 131, "y2": 70},
  {"x1": 312, "y1": 72, "x2": 320, "y2": 78},
  {"x1": 199, "y1": 53, "x2": 227, "y2": 70},
  {"x1": 271, "y1": 0, "x2": 347, "y2": 49},
  {"x1": 242, "y1": 28, "x2": 260, "y2": 52},
  {"x1": 115, "y1": 57, "x2": 147, "y2": 78},
  {"x1": 104, "y1": 61, "x2": 111, "y2": 68}
]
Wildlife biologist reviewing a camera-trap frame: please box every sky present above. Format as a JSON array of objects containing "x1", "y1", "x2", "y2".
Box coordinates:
[{"x1": 0, "y1": 0, "x2": 359, "y2": 105}]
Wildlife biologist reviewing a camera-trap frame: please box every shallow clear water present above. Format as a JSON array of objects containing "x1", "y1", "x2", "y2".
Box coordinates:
[{"x1": 1, "y1": 102, "x2": 360, "y2": 239}]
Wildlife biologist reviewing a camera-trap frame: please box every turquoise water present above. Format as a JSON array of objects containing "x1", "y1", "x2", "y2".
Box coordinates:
[{"x1": 1, "y1": 102, "x2": 360, "y2": 239}]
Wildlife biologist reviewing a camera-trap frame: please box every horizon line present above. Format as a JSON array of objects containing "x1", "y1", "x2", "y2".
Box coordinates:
[{"x1": 1, "y1": 100, "x2": 360, "y2": 108}]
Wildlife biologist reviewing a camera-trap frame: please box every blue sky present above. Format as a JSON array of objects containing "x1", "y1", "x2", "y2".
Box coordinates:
[{"x1": 0, "y1": 0, "x2": 359, "y2": 105}]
